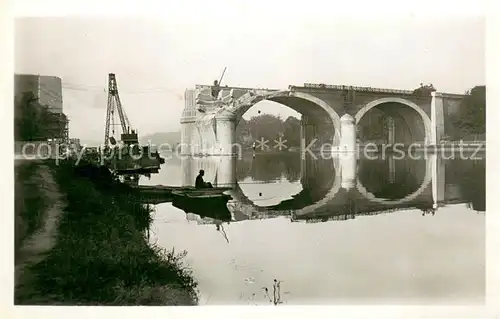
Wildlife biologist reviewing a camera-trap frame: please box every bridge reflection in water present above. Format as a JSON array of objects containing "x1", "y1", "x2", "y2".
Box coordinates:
[{"x1": 173, "y1": 152, "x2": 485, "y2": 224}]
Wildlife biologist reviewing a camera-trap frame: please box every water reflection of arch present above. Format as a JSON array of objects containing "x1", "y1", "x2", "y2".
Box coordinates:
[
  {"x1": 356, "y1": 157, "x2": 432, "y2": 205},
  {"x1": 224, "y1": 156, "x2": 342, "y2": 215},
  {"x1": 280, "y1": 161, "x2": 343, "y2": 215},
  {"x1": 235, "y1": 153, "x2": 301, "y2": 183}
]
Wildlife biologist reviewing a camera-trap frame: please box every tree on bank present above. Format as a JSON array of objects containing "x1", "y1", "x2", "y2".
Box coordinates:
[
  {"x1": 15, "y1": 91, "x2": 68, "y2": 141},
  {"x1": 15, "y1": 92, "x2": 44, "y2": 141},
  {"x1": 246, "y1": 114, "x2": 285, "y2": 144},
  {"x1": 235, "y1": 114, "x2": 302, "y2": 149},
  {"x1": 453, "y1": 85, "x2": 485, "y2": 136},
  {"x1": 283, "y1": 116, "x2": 301, "y2": 147},
  {"x1": 412, "y1": 82, "x2": 485, "y2": 138}
]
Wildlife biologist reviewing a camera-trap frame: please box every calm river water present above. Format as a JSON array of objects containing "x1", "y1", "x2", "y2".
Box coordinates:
[{"x1": 140, "y1": 152, "x2": 485, "y2": 305}]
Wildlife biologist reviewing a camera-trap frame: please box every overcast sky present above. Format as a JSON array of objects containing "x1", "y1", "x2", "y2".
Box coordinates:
[{"x1": 14, "y1": 2, "x2": 485, "y2": 143}]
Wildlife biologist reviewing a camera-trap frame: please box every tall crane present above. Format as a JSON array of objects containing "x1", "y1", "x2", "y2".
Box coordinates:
[{"x1": 103, "y1": 73, "x2": 134, "y2": 149}]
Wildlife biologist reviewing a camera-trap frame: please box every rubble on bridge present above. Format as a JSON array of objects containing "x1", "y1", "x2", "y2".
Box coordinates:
[{"x1": 193, "y1": 84, "x2": 284, "y2": 115}]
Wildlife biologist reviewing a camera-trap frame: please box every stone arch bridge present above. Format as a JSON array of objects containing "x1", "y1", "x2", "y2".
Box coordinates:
[{"x1": 180, "y1": 83, "x2": 464, "y2": 156}]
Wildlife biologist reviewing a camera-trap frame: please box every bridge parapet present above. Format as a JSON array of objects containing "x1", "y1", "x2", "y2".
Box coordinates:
[
  {"x1": 294, "y1": 83, "x2": 464, "y2": 103},
  {"x1": 439, "y1": 92, "x2": 465, "y2": 99},
  {"x1": 297, "y1": 83, "x2": 416, "y2": 95}
]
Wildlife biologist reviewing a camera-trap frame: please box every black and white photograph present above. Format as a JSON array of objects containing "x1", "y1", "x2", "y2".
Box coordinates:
[{"x1": 4, "y1": 0, "x2": 496, "y2": 316}]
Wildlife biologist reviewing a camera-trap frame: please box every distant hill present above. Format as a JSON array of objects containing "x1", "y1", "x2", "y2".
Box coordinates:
[
  {"x1": 79, "y1": 139, "x2": 103, "y2": 147},
  {"x1": 139, "y1": 131, "x2": 181, "y2": 148},
  {"x1": 75, "y1": 132, "x2": 181, "y2": 149}
]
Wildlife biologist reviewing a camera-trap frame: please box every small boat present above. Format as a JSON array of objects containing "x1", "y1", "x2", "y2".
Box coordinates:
[
  {"x1": 171, "y1": 188, "x2": 232, "y2": 199},
  {"x1": 133, "y1": 185, "x2": 231, "y2": 194},
  {"x1": 132, "y1": 185, "x2": 232, "y2": 205},
  {"x1": 172, "y1": 189, "x2": 233, "y2": 220}
]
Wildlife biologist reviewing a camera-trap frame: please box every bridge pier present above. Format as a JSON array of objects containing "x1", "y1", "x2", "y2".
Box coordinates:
[
  {"x1": 214, "y1": 112, "x2": 237, "y2": 156},
  {"x1": 180, "y1": 120, "x2": 195, "y2": 156},
  {"x1": 181, "y1": 155, "x2": 193, "y2": 186},
  {"x1": 340, "y1": 152, "x2": 357, "y2": 189},
  {"x1": 340, "y1": 114, "x2": 356, "y2": 152},
  {"x1": 431, "y1": 92, "x2": 445, "y2": 144},
  {"x1": 214, "y1": 156, "x2": 237, "y2": 187},
  {"x1": 387, "y1": 116, "x2": 395, "y2": 145},
  {"x1": 430, "y1": 153, "x2": 446, "y2": 208},
  {"x1": 180, "y1": 89, "x2": 198, "y2": 156},
  {"x1": 388, "y1": 156, "x2": 396, "y2": 184}
]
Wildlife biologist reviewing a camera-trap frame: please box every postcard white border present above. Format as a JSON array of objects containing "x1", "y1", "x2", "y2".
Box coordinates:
[{"x1": 1, "y1": 0, "x2": 498, "y2": 318}]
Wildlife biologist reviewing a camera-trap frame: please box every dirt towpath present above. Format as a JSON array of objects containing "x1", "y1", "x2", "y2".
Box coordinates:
[{"x1": 15, "y1": 162, "x2": 66, "y2": 297}]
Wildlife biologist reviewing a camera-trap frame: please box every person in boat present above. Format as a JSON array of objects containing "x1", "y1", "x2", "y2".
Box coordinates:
[
  {"x1": 211, "y1": 80, "x2": 221, "y2": 99},
  {"x1": 195, "y1": 169, "x2": 213, "y2": 188}
]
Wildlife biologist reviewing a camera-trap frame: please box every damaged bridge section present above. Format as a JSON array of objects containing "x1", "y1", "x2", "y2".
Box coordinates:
[{"x1": 180, "y1": 85, "x2": 282, "y2": 156}]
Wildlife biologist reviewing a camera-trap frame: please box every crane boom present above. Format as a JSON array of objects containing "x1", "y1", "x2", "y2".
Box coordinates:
[
  {"x1": 109, "y1": 73, "x2": 129, "y2": 133},
  {"x1": 104, "y1": 89, "x2": 113, "y2": 148},
  {"x1": 104, "y1": 73, "x2": 133, "y2": 148}
]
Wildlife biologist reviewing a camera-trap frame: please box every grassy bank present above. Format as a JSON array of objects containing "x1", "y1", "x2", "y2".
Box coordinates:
[{"x1": 16, "y1": 160, "x2": 198, "y2": 305}]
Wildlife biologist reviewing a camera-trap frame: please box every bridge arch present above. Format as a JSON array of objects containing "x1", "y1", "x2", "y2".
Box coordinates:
[
  {"x1": 355, "y1": 97, "x2": 432, "y2": 145},
  {"x1": 230, "y1": 90, "x2": 342, "y2": 146},
  {"x1": 356, "y1": 157, "x2": 432, "y2": 205}
]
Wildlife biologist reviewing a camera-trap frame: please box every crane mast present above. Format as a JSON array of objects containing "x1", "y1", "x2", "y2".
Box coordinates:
[
  {"x1": 100, "y1": 72, "x2": 165, "y2": 172},
  {"x1": 104, "y1": 73, "x2": 133, "y2": 149}
]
